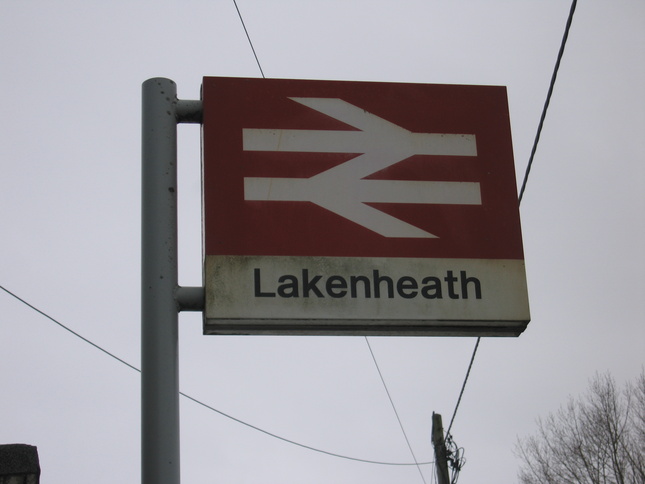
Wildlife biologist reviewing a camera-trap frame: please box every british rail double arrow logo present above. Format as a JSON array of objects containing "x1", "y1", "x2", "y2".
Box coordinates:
[{"x1": 242, "y1": 97, "x2": 481, "y2": 238}]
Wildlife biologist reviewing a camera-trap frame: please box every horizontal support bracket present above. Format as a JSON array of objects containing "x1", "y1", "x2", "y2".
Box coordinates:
[
  {"x1": 176, "y1": 99, "x2": 202, "y2": 124},
  {"x1": 176, "y1": 286, "x2": 205, "y2": 312}
]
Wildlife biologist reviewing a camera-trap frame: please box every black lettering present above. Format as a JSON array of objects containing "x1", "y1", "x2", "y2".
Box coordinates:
[
  {"x1": 326, "y1": 275, "x2": 348, "y2": 298},
  {"x1": 257, "y1": 268, "x2": 480, "y2": 300},
  {"x1": 277, "y1": 275, "x2": 299, "y2": 298},
  {"x1": 302, "y1": 269, "x2": 324, "y2": 298},
  {"x1": 350, "y1": 275, "x2": 371, "y2": 298},
  {"x1": 444, "y1": 271, "x2": 459, "y2": 299},
  {"x1": 460, "y1": 271, "x2": 482, "y2": 299},
  {"x1": 254, "y1": 268, "x2": 275, "y2": 297},
  {"x1": 421, "y1": 276, "x2": 443, "y2": 299},
  {"x1": 396, "y1": 276, "x2": 418, "y2": 299},
  {"x1": 373, "y1": 270, "x2": 394, "y2": 298}
]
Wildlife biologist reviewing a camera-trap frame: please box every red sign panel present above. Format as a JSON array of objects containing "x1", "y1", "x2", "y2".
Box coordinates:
[{"x1": 201, "y1": 77, "x2": 529, "y2": 336}]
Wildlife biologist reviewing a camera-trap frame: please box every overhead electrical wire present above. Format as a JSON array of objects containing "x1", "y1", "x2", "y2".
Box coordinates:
[
  {"x1": 0, "y1": 284, "x2": 140, "y2": 374},
  {"x1": 232, "y1": 0, "x2": 265, "y2": 78},
  {"x1": 445, "y1": 338, "x2": 480, "y2": 438},
  {"x1": 518, "y1": 0, "x2": 578, "y2": 203},
  {"x1": 0, "y1": 283, "x2": 431, "y2": 467},
  {"x1": 231, "y1": 1, "x2": 432, "y2": 476},
  {"x1": 365, "y1": 337, "x2": 428, "y2": 483},
  {"x1": 445, "y1": 0, "x2": 578, "y2": 440}
]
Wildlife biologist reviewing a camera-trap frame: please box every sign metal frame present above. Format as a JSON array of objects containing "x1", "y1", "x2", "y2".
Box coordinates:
[{"x1": 201, "y1": 76, "x2": 530, "y2": 336}]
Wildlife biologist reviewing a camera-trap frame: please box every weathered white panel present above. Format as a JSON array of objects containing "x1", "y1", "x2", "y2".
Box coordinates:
[{"x1": 204, "y1": 255, "x2": 529, "y2": 336}]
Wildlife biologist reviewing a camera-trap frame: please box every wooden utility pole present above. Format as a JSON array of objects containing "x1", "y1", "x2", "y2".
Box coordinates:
[{"x1": 432, "y1": 412, "x2": 450, "y2": 484}]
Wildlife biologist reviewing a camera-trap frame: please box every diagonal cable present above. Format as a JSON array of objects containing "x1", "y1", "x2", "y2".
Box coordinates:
[
  {"x1": 365, "y1": 337, "x2": 428, "y2": 484},
  {"x1": 519, "y1": 0, "x2": 578, "y2": 202},
  {"x1": 232, "y1": 0, "x2": 266, "y2": 78},
  {"x1": 446, "y1": 337, "x2": 480, "y2": 438},
  {"x1": 447, "y1": 0, "x2": 578, "y2": 442},
  {"x1": 0, "y1": 284, "x2": 140, "y2": 373},
  {"x1": 0, "y1": 283, "x2": 432, "y2": 467},
  {"x1": 231, "y1": 3, "x2": 429, "y2": 475}
]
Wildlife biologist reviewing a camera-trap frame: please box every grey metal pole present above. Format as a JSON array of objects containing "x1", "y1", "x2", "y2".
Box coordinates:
[{"x1": 141, "y1": 78, "x2": 181, "y2": 484}]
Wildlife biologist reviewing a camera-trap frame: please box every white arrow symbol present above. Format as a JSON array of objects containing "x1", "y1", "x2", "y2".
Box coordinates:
[{"x1": 243, "y1": 97, "x2": 480, "y2": 238}]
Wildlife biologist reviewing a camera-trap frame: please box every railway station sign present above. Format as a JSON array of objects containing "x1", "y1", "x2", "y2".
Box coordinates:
[{"x1": 201, "y1": 77, "x2": 530, "y2": 336}]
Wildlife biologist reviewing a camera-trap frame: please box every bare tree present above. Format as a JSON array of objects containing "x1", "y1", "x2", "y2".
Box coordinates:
[{"x1": 515, "y1": 370, "x2": 645, "y2": 484}]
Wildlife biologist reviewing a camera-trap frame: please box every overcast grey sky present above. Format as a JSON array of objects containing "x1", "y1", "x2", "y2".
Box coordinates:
[{"x1": 1, "y1": 1, "x2": 643, "y2": 483}]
